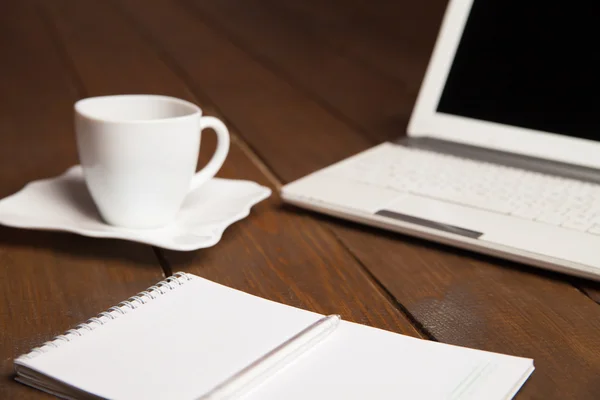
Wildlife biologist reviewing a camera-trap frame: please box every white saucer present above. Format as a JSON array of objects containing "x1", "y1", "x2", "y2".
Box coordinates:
[{"x1": 0, "y1": 166, "x2": 271, "y2": 251}]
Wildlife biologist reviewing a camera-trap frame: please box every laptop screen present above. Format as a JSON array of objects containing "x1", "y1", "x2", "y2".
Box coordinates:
[{"x1": 437, "y1": 0, "x2": 600, "y2": 142}]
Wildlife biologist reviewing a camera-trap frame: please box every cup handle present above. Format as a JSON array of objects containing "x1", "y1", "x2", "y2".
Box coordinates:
[{"x1": 190, "y1": 116, "x2": 230, "y2": 190}]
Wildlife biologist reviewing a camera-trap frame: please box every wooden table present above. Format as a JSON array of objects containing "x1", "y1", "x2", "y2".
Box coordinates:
[{"x1": 1, "y1": 1, "x2": 600, "y2": 398}]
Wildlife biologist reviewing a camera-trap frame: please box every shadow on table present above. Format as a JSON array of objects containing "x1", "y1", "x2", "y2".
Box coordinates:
[
  {"x1": 0, "y1": 225, "x2": 158, "y2": 268},
  {"x1": 279, "y1": 203, "x2": 600, "y2": 304}
]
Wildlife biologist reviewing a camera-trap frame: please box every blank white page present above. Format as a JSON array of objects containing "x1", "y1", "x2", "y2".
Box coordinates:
[{"x1": 246, "y1": 320, "x2": 533, "y2": 400}]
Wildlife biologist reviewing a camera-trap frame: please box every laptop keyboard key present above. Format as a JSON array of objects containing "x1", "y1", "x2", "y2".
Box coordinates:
[
  {"x1": 536, "y1": 212, "x2": 565, "y2": 226},
  {"x1": 562, "y1": 219, "x2": 594, "y2": 232}
]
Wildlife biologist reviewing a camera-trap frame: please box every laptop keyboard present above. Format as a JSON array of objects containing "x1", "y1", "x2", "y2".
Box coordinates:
[{"x1": 327, "y1": 144, "x2": 600, "y2": 235}]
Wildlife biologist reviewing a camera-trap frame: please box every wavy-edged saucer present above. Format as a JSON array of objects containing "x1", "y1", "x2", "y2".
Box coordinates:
[{"x1": 0, "y1": 166, "x2": 271, "y2": 251}]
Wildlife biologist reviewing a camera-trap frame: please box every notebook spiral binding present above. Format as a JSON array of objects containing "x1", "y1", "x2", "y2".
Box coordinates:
[{"x1": 16, "y1": 272, "x2": 193, "y2": 362}]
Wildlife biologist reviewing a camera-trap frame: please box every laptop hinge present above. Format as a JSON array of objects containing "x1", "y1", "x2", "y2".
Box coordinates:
[{"x1": 398, "y1": 136, "x2": 600, "y2": 185}]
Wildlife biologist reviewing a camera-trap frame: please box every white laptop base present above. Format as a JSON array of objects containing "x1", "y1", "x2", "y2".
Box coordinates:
[{"x1": 281, "y1": 140, "x2": 600, "y2": 282}]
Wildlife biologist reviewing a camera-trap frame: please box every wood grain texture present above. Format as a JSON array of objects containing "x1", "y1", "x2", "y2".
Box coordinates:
[
  {"x1": 0, "y1": 2, "x2": 165, "y2": 398},
  {"x1": 279, "y1": 0, "x2": 448, "y2": 97},
  {"x1": 121, "y1": 0, "x2": 600, "y2": 398},
  {"x1": 123, "y1": 0, "x2": 372, "y2": 183},
  {"x1": 40, "y1": 0, "x2": 421, "y2": 338},
  {"x1": 180, "y1": 0, "x2": 412, "y2": 143}
]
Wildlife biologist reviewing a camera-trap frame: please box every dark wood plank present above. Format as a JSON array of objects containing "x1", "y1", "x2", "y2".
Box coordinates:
[
  {"x1": 278, "y1": 0, "x2": 448, "y2": 97},
  {"x1": 40, "y1": 0, "x2": 421, "y2": 338},
  {"x1": 121, "y1": 1, "x2": 371, "y2": 183},
  {"x1": 0, "y1": 2, "x2": 165, "y2": 398},
  {"x1": 122, "y1": 0, "x2": 600, "y2": 398},
  {"x1": 178, "y1": 0, "x2": 411, "y2": 143}
]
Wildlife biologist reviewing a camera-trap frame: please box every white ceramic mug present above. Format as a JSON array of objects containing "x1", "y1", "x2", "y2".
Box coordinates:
[{"x1": 75, "y1": 94, "x2": 230, "y2": 229}]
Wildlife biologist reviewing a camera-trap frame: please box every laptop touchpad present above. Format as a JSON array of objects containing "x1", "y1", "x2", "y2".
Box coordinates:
[{"x1": 376, "y1": 195, "x2": 484, "y2": 239}]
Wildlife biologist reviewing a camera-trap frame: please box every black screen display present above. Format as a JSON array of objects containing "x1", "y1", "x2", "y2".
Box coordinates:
[{"x1": 437, "y1": 0, "x2": 600, "y2": 142}]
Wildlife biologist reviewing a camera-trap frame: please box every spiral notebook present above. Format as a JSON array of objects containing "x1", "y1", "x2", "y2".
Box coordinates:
[{"x1": 14, "y1": 272, "x2": 534, "y2": 400}]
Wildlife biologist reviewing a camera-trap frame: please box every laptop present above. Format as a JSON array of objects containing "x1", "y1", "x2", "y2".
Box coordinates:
[{"x1": 281, "y1": 0, "x2": 600, "y2": 281}]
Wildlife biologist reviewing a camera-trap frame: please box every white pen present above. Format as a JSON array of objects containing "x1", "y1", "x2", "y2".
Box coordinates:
[{"x1": 199, "y1": 314, "x2": 341, "y2": 400}]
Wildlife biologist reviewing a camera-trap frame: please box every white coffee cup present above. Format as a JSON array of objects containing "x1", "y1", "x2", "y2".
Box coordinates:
[{"x1": 75, "y1": 94, "x2": 230, "y2": 229}]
